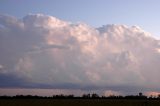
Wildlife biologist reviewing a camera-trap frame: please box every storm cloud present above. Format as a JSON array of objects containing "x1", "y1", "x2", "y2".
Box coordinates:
[{"x1": 0, "y1": 14, "x2": 160, "y2": 95}]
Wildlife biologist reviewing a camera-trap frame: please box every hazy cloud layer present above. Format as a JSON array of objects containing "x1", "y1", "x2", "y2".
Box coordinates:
[{"x1": 0, "y1": 14, "x2": 160, "y2": 94}]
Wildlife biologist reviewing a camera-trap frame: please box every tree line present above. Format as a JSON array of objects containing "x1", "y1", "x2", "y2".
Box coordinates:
[{"x1": 0, "y1": 92, "x2": 160, "y2": 100}]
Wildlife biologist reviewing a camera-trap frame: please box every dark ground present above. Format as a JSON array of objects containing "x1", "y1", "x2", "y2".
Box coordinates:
[{"x1": 0, "y1": 99, "x2": 160, "y2": 106}]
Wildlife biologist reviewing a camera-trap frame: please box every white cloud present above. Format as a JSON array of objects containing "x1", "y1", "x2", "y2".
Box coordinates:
[
  {"x1": 0, "y1": 14, "x2": 160, "y2": 94},
  {"x1": 104, "y1": 90, "x2": 121, "y2": 96},
  {"x1": 145, "y1": 91, "x2": 160, "y2": 97}
]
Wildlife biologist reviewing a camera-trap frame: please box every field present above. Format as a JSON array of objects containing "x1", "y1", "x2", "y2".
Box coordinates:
[{"x1": 0, "y1": 99, "x2": 160, "y2": 106}]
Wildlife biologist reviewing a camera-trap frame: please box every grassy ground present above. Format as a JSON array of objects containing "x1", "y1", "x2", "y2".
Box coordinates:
[{"x1": 0, "y1": 99, "x2": 160, "y2": 106}]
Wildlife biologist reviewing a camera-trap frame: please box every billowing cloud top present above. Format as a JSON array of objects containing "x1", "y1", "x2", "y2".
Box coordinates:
[{"x1": 0, "y1": 14, "x2": 160, "y2": 94}]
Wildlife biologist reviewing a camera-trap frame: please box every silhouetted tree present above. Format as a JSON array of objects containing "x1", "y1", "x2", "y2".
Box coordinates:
[
  {"x1": 157, "y1": 94, "x2": 160, "y2": 99},
  {"x1": 139, "y1": 92, "x2": 143, "y2": 96},
  {"x1": 91, "y1": 93, "x2": 99, "y2": 98},
  {"x1": 82, "y1": 93, "x2": 91, "y2": 98}
]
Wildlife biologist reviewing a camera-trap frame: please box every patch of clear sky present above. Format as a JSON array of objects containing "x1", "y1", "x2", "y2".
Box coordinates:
[{"x1": 0, "y1": 0, "x2": 160, "y2": 37}]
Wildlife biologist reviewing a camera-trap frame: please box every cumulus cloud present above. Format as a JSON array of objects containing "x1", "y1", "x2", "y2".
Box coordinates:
[
  {"x1": 145, "y1": 91, "x2": 160, "y2": 97},
  {"x1": 104, "y1": 90, "x2": 121, "y2": 96},
  {"x1": 0, "y1": 14, "x2": 160, "y2": 94}
]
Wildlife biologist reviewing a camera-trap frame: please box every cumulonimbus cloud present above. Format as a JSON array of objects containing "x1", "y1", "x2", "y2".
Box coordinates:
[{"x1": 0, "y1": 14, "x2": 160, "y2": 94}]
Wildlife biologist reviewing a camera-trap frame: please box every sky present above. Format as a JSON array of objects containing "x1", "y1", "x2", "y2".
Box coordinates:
[
  {"x1": 0, "y1": 0, "x2": 160, "y2": 36},
  {"x1": 0, "y1": 0, "x2": 160, "y2": 96}
]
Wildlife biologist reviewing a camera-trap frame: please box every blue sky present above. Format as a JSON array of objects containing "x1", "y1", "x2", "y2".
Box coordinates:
[
  {"x1": 0, "y1": 0, "x2": 160, "y2": 36},
  {"x1": 1, "y1": 0, "x2": 160, "y2": 96}
]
